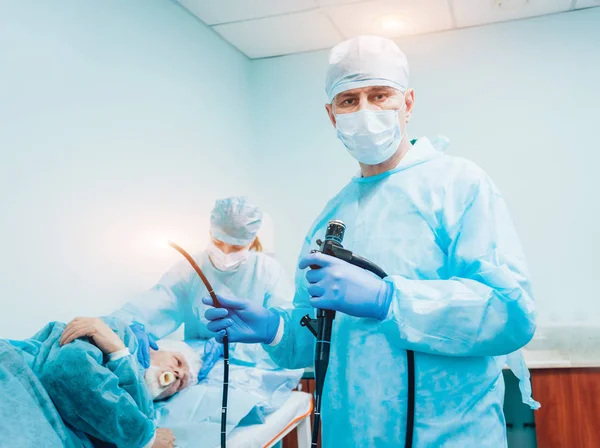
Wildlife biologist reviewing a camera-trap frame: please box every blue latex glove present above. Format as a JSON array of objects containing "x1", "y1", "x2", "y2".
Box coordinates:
[
  {"x1": 129, "y1": 322, "x2": 158, "y2": 369},
  {"x1": 299, "y1": 252, "x2": 392, "y2": 320},
  {"x1": 197, "y1": 338, "x2": 224, "y2": 381},
  {"x1": 201, "y1": 295, "x2": 280, "y2": 344}
]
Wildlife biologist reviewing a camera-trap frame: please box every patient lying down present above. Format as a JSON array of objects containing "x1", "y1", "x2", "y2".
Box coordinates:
[{"x1": 11, "y1": 317, "x2": 202, "y2": 448}]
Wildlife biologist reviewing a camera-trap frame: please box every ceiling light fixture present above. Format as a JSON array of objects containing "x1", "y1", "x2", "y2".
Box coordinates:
[{"x1": 373, "y1": 14, "x2": 405, "y2": 37}]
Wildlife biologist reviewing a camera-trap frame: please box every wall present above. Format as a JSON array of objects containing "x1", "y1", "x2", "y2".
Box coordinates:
[
  {"x1": 249, "y1": 8, "x2": 600, "y2": 327},
  {"x1": 0, "y1": 0, "x2": 256, "y2": 338},
  {"x1": 1, "y1": 4, "x2": 598, "y2": 338}
]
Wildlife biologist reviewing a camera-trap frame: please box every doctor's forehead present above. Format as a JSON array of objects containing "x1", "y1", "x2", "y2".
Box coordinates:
[{"x1": 334, "y1": 86, "x2": 399, "y2": 101}]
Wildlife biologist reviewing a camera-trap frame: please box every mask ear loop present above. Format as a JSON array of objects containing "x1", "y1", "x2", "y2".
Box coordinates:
[
  {"x1": 331, "y1": 101, "x2": 341, "y2": 130},
  {"x1": 399, "y1": 89, "x2": 412, "y2": 123}
]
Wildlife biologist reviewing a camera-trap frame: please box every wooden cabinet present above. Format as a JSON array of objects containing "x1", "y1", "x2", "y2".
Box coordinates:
[
  {"x1": 283, "y1": 369, "x2": 600, "y2": 448},
  {"x1": 532, "y1": 368, "x2": 600, "y2": 448}
]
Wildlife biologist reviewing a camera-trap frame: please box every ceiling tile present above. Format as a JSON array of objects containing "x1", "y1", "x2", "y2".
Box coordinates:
[
  {"x1": 575, "y1": 0, "x2": 600, "y2": 7},
  {"x1": 176, "y1": 0, "x2": 318, "y2": 25},
  {"x1": 213, "y1": 10, "x2": 343, "y2": 58},
  {"x1": 316, "y1": 0, "x2": 369, "y2": 6},
  {"x1": 324, "y1": 0, "x2": 454, "y2": 39},
  {"x1": 452, "y1": 0, "x2": 573, "y2": 27}
]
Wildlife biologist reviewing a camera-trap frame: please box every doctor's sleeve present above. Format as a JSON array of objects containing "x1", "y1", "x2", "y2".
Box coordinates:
[
  {"x1": 383, "y1": 174, "x2": 536, "y2": 357},
  {"x1": 263, "y1": 239, "x2": 317, "y2": 370},
  {"x1": 111, "y1": 260, "x2": 193, "y2": 339}
]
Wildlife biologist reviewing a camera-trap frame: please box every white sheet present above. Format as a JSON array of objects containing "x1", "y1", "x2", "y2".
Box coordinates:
[
  {"x1": 155, "y1": 340, "x2": 304, "y2": 448},
  {"x1": 225, "y1": 391, "x2": 313, "y2": 448}
]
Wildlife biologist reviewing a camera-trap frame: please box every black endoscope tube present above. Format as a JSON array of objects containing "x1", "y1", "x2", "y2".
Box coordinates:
[
  {"x1": 308, "y1": 221, "x2": 415, "y2": 448},
  {"x1": 349, "y1": 253, "x2": 387, "y2": 279},
  {"x1": 168, "y1": 241, "x2": 229, "y2": 448},
  {"x1": 311, "y1": 308, "x2": 334, "y2": 447},
  {"x1": 310, "y1": 221, "x2": 344, "y2": 447}
]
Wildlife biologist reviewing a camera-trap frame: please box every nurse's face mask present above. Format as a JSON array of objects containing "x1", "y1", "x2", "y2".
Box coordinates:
[
  {"x1": 208, "y1": 239, "x2": 249, "y2": 271},
  {"x1": 331, "y1": 86, "x2": 406, "y2": 165}
]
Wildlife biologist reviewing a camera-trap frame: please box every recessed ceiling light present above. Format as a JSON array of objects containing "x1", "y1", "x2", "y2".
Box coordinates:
[{"x1": 373, "y1": 14, "x2": 405, "y2": 37}]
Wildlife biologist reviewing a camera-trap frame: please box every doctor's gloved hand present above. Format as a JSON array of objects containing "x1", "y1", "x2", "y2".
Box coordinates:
[
  {"x1": 197, "y1": 338, "x2": 224, "y2": 381},
  {"x1": 202, "y1": 295, "x2": 280, "y2": 344},
  {"x1": 130, "y1": 322, "x2": 158, "y2": 369},
  {"x1": 299, "y1": 252, "x2": 393, "y2": 321}
]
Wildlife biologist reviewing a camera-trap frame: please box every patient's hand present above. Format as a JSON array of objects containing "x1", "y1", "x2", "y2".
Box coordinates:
[
  {"x1": 59, "y1": 317, "x2": 126, "y2": 355},
  {"x1": 153, "y1": 428, "x2": 175, "y2": 448}
]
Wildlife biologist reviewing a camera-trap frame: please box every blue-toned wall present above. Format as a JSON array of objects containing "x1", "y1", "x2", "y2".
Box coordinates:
[
  {"x1": 0, "y1": 0, "x2": 256, "y2": 337},
  {"x1": 2, "y1": 3, "x2": 598, "y2": 338},
  {"x1": 249, "y1": 8, "x2": 600, "y2": 327}
]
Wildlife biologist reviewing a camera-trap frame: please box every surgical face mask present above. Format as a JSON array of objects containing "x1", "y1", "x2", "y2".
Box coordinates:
[
  {"x1": 335, "y1": 108, "x2": 404, "y2": 165},
  {"x1": 208, "y1": 242, "x2": 249, "y2": 271}
]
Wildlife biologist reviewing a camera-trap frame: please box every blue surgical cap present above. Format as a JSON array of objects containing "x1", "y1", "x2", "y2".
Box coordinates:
[
  {"x1": 325, "y1": 35, "x2": 409, "y2": 103},
  {"x1": 210, "y1": 196, "x2": 263, "y2": 246}
]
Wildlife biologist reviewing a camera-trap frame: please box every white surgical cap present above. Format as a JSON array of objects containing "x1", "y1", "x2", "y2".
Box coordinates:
[
  {"x1": 156, "y1": 339, "x2": 202, "y2": 386},
  {"x1": 210, "y1": 196, "x2": 263, "y2": 246},
  {"x1": 325, "y1": 35, "x2": 409, "y2": 102}
]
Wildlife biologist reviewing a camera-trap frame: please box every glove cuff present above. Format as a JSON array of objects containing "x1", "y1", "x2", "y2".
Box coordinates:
[
  {"x1": 264, "y1": 309, "x2": 282, "y2": 344},
  {"x1": 268, "y1": 316, "x2": 285, "y2": 346},
  {"x1": 376, "y1": 281, "x2": 394, "y2": 321},
  {"x1": 130, "y1": 321, "x2": 145, "y2": 331}
]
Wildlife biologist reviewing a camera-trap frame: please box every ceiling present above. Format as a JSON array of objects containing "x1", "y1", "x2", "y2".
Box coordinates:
[{"x1": 175, "y1": 0, "x2": 600, "y2": 59}]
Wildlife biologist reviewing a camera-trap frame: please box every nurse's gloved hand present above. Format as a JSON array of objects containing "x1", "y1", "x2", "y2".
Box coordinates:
[
  {"x1": 202, "y1": 295, "x2": 280, "y2": 344},
  {"x1": 197, "y1": 338, "x2": 224, "y2": 381},
  {"x1": 130, "y1": 322, "x2": 158, "y2": 369},
  {"x1": 299, "y1": 252, "x2": 393, "y2": 320}
]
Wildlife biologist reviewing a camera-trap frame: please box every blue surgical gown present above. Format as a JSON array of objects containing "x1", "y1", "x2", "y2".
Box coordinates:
[
  {"x1": 113, "y1": 251, "x2": 295, "y2": 368},
  {"x1": 0, "y1": 340, "x2": 85, "y2": 448},
  {"x1": 6, "y1": 319, "x2": 155, "y2": 448},
  {"x1": 265, "y1": 137, "x2": 538, "y2": 447}
]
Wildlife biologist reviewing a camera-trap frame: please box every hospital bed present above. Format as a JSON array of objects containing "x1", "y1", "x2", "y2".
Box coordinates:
[
  {"x1": 154, "y1": 338, "x2": 308, "y2": 448},
  {"x1": 224, "y1": 391, "x2": 313, "y2": 448}
]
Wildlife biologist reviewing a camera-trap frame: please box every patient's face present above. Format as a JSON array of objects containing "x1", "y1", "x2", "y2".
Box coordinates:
[{"x1": 144, "y1": 349, "x2": 191, "y2": 401}]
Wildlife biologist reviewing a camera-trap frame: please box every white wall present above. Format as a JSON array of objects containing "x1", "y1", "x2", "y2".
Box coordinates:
[
  {"x1": 0, "y1": 0, "x2": 257, "y2": 338},
  {"x1": 249, "y1": 8, "x2": 600, "y2": 327}
]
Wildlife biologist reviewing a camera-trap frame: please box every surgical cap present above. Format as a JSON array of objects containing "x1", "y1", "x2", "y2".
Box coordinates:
[
  {"x1": 325, "y1": 35, "x2": 409, "y2": 102},
  {"x1": 210, "y1": 196, "x2": 263, "y2": 246}
]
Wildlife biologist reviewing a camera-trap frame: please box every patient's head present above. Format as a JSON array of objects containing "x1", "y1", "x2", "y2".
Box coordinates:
[{"x1": 144, "y1": 340, "x2": 202, "y2": 401}]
